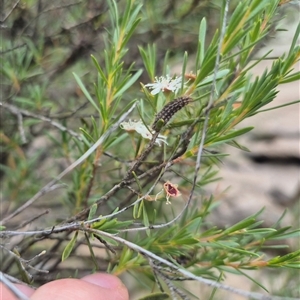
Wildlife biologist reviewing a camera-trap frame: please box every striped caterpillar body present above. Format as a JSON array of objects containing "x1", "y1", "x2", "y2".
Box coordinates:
[{"x1": 152, "y1": 96, "x2": 192, "y2": 132}]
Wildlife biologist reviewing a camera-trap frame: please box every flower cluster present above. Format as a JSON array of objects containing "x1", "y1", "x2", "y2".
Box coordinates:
[
  {"x1": 120, "y1": 120, "x2": 168, "y2": 146},
  {"x1": 145, "y1": 75, "x2": 183, "y2": 95}
]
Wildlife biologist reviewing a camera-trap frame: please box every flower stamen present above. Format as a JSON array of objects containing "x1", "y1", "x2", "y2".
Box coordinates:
[{"x1": 145, "y1": 75, "x2": 185, "y2": 95}]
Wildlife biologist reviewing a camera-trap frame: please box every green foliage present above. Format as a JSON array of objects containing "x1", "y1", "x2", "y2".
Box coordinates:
[
  {"x1": 1, "y1": 0, "x2": 299, "y2": 299},
  {"x1": 62, "y1": 231, "x2": 79, "y2": 261}
]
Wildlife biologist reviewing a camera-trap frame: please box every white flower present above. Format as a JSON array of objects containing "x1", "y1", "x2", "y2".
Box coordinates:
[
  {"x1": 145, "y1": 75, "x2": 183, "y2": 95},
  {"x1": 120, "y1": 120, "x2": 168, "y2": 146}
]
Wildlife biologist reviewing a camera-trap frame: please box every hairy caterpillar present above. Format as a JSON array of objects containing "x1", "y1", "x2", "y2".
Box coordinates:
[{"x1": 152, "y1": 96, "x2": 192, "y2": 132}]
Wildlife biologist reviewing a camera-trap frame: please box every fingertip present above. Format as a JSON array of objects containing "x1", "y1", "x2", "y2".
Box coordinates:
[
  {"x1": 30, "y1": 275, "x2": 129, "y2": 300},
  {"x1": 82, "y1": 273, "x2": 129, "y2": 300},
  {"x1": 14, "y1": 284, "x2": 35, "y2": 297},
  {"x1": 0, "y1": 283, "x2": 34, "y2": 300},
  {"x1": 82, "y1": 273, "x2": 122, "y2": 289}
]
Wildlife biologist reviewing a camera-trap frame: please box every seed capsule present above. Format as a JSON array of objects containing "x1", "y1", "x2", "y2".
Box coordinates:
[{"x1": 152, "y1": 96, "x2": 192, "y2": 132}]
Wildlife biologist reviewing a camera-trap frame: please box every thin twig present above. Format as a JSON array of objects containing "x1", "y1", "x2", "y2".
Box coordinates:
[
  {"x1": 0, "y1": 223, "x2": 297, "y2": 300},
  {"x1": 85, "y1": 228, "x2": 297, "y2": 300},
  {"x1": 0, "y1": 103, "x2": 137, "y2": 225},
  {"x1": 0, "y1": 223, "x2": 80, "y2": 238},
  {"x1": 114, "y1": 1, "x2": 231, "y2": 233},
  {"x1": 16, "y1": 110, "x2": 27, "y2": 144},
  {"x1": 39, "y1": 2, "x2": 82, "y2": 15},
  {"x1": 83, "y1": 158, "x2": 167, "y2": 225},
  {"x1": 0, "y1": 43, "x2": 27, "y2": 55},
  {"x1": 156, "y1": 270, "x2": 188, "y2": 300},
  {"x1": 0, "y1": 0, "x2": 21, "y2": 23},
  {"x1": 0, "y1": 102, "x2": 82, "y2": 141},
  {"x1": 67, "y1": 130, "x2": 163, "y2": 222},
  {"x1": 124, "y1": 131, "x2": 161, "y2": 180},
  {"x1": 16, "y1": 209, "x2": 50, "y2": 230},
  {"x1": 189, "y1": 0, "x2": 230, "y2": 209}
]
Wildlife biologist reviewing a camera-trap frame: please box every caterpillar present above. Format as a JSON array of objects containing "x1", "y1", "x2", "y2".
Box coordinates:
[{"x1": 152, "y1": 96, "x2": 192, "y2": 132}]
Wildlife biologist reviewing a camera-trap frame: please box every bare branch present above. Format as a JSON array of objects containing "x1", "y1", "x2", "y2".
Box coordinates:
[
  {"x1": 0, "y1": 0, "x2": 21, "y2": 23},
  {"x1": 0, "y1": 102, "x2": 82, "y2": 141},
  {"x1": 84, "y1": 228, "x2": 297, "y2": 300},
  {"x1": 0, "y1": 102, "x2": 137, "y2": 225}
]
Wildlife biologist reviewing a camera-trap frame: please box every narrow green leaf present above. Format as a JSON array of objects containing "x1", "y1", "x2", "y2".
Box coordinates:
[
  {"x1": 84, "y1": 232, "x2": 99, "y2": 269},
  {"x1": 162, "y1": 50, "x2": 170, "y2": 76},
  {"x1": 79, "y1": 127, "x2": 96, "y2": 143},
  {"x1": 88, "y1": 204, "x2": 98, "y2": 220},
  {"x1": 288, "y1": 20, "x2": 300, "y2": 56},
  {"x1": 114, "y1": 69, "x2": 143, "y2": 98},
  {"x1": 194, "y1": 50, "x2": 217, "y2": 85},
  {"x1": 122, "y1": 18, "x2": 142, "y2": 48},
  {"x1": 279, "y1": 71, "x2": 300, "y2": 84},
  {"x1": 110, "y1": 99, "x2": 136, "y2": 120},
  {"x1": 197, "y1": 18, "x2": 207, "y2": 67},
  {"x1": 267, "y1": 250, "x2": 300, "y2": 265},
  {"x1": 105, "y1": 133, "x2": 127, "y2": 150},
  {"x1": 196, "y1": 69, "x2": 230, "y2": 88},
  {"x1": 73, "y1": 73, "x2": 101, "y2": 113},
  {"x1": 143, "y1": 203, "x2": 150, "y2": 236},
  {"x1": 236, "y1": 269, "x2": 268, "y2": 292},
  {"x1": 91, "y1": 55, "x2": 108, "y2": 84},
  {"x1": 221, "y1": 208, "x2": 265, "y2": 235},
  {"x1": 209, "y1": 127, "x2": 254, "y2": 145},
  {"x1": 132, "y1": 171, "x2": 143, "y2": 193},
  {"x1": 255, "y1": 100, "x2": 300, "y2": 114},
  {"x1": 213, "y1": 241, "x2": 260, "y2": 257},
  {"x1": 181, "y1": 51, "x2": 188, "y2": 91},
  {"x1": 269, "y1": 229, "x2": 300, "y2": 240},
  {"x1": 62, "y1": 231, "x2": 78, "y2": 261},
  {"x1": 139, "y1": 45, "x2": 156, "y2": 80},
  {"x1": 138, "y1": 292, "x2": 170, "y2": 300}
]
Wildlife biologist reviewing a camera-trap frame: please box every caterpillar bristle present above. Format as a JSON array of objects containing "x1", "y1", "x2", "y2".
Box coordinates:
[{"x1": 152, "y1": 96, "x2": 192, "y2": 132}]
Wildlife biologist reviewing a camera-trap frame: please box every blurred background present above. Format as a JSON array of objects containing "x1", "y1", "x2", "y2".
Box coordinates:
[{"x1": 1, "y1": 0, "x2": 299, "y2": 299}]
